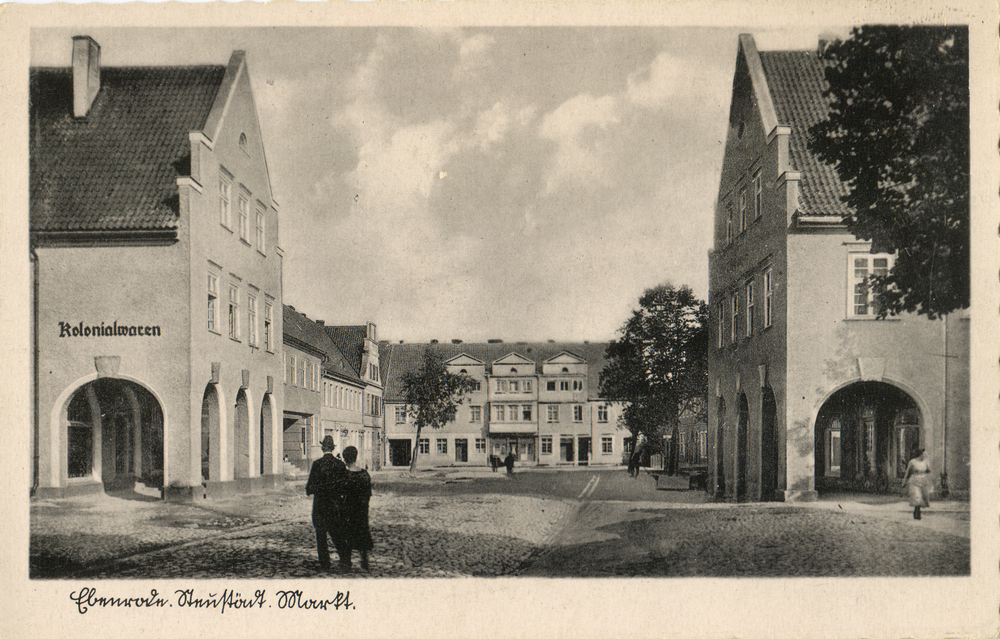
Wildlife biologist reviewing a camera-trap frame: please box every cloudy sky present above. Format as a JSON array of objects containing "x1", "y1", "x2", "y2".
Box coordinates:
[{"x1": 31, "y1": 26, "x2": 837, "y2": 343}]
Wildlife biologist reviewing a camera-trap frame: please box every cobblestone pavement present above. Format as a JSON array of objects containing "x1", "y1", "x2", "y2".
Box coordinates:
[
  {"x1": 30, "y1": 469, "x2": 969, "y2": 579},
  {"x1": 517, "y1": 499, "x2": 970, "y2": 577},
  {"x1": 30, "y1": 477, "x2": 573, "y2": 579}
]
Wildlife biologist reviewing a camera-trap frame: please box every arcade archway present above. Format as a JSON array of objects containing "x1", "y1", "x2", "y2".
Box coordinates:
[
  {"x1": 65, "y1": 378, "x2": 163, "y2": 493},
  {"x1": 814, "y1": 381, "x2": 921, "y2": 493}
]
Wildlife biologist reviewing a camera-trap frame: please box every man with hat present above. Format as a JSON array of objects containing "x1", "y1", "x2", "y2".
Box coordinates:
[{"x1": 306, "y1": 435, "x2": 349, "y2": 571}]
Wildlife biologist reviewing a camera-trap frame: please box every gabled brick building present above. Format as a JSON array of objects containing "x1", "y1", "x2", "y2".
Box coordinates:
[
  {"x1": 31, "y1": 37, "x2": 284, "y2": 499},
  {"x1": 707, "y1": 34, "x2": 969, "y2": 502}
]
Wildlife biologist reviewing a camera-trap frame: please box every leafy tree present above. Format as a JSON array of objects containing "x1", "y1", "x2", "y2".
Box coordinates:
[
  {"x1": 600, "y1": 283, "x2": 709, "y2": 474},
  {"x1": 401, "y1": 349, "x2": 479, "y2": 473},
  {"x1": 808, "y1": 25, "x2": 969, "y2": 319}
]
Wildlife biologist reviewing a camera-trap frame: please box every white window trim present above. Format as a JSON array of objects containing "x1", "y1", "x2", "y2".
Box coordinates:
[
  {"x1": 745, "y1": 280, "x2": 754, "y2": 338},
  {"x1": 847, "y1": 252, "x2": 894, "y2": 319},
  {"x1": 228, "y1": 283, "x2": 241, "y2": 341},
  {"x1": 753, "y1": 170, "x2": 762, "y2": 220},
  {"x1": 238, "y1": 189, "x2": 251, "y2": 242},
  {"x1": 219, "y1": 168, "x2": 233, "y2": 230},
  {"x1": 255, "y1": 204, "x2": 266, "y2": 254},
  {"x1": 207, "y1": 272, "x2": 220, "y2": 333},
  {"x1": 763, "y1": 270, "x2": 773, "y2": 328}
]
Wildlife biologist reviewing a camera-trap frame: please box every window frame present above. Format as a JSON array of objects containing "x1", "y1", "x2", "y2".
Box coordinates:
[
  {"x1": 730, "y1": 292, "x2": 739, "y2": 345},
  {"x1": 436, "y1": 438, "x2": 448, "y2": 455},
  {"x1": 255, "y1": 203, "x2": 266, "y2": 254},
  {"x1": 228, "y1": 283, "x2": 241, "y2": 341},
  {"x1": 238, "y1": 189, "x2": 251, "y2": 243},
  {"x1": 540, "y1": 436, "x2": 553, "y2": 455},
  {"x1": 763, "y1": 269, "x2": 772, "y2": 328},
  {"x1": 547, "y1": 405, "x2": 559, "y2": 423},
  {"x1": 848, "y1": 252, "x2": 894, "y2": 319},
  {"x1": 470, "y1": 405, "x2": 481, "y2": 422},
  {"x1": 745, "y1": 280, "x2": 754, "y2": 338},
  {"x1": 739, "y1": 187, "x2": 748, "y2": 233},
  {"x1": 219, "y1": 168, "x2": 233, "y2": 230},
  {"x1": 264, "y1": 302, "x2": 273, "y2": 352},
  {"x1": 601, "y1": 436, "x2": 613, "y2": 454},
  {"x1": 418, "y1": 438, "x2": 429, "y2": 455},
  {"x1": 573, "y1": 405, "x2": 583, "y2": 422},
  {"x1": 207, "y1": 272, "x2": 220, "y2": 333},
  {"x1": 726, "y1": 202, "x2": 733, "y2": 246},
  {"x1": 752, "y1": 170, "x2": 762, "y2": 220},
  {"x1": 247, "y1": 292, "x2": 258, "y2": 347},
  {"x1": 597, "y1": 405, "x2": 608, "y2": 423}
]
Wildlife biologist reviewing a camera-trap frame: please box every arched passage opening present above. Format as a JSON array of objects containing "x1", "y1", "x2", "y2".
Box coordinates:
[
  {"x1": 736, "y1": 393, "x2": 750, "y2": 502},
  {"x1": 201, "y1": 385, "x2": 220, "y2": 482},
  {"x1": 65, "y1": 378, "x2": 163, "y2": 494},
  {"x1": 814, "y1": 381, "x2": 921, "y2": 493},
  {"x1": 234, "y1": 389, "x2": 250, "y2": 479},
  {"x1": 715, "y1": 396, "x2": 726, "y2": 498},
  {"x1": 760, "y1": 387, "x2": 778, "y2": 501},
  {"x1": 260, "y1": 394, "x2": 274, "y2": 476}
]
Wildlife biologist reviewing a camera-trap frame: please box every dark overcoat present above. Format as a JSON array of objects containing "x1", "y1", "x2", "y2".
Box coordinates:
[
  {"x1": 305, "y1": 453, "x2": 347, "y2": 531},
  {"x1": 341, "y1": 468, "x2": 374, "y2": 551}
]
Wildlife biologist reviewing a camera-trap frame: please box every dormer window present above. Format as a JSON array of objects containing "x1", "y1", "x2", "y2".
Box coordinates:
[{"x1": 510, "y1": 367, "x2": 517, "y2": 374}]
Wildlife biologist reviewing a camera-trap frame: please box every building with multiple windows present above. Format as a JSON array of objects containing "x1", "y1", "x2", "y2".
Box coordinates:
[
  {"x1": 31, "y1": 37, "x2": 284, "y2": 498},
  {"x1": 707, "y1": 35, "x2": 969, "y2": 501},
  {"x1": 381, "y1": 342, "x2": 626, "y2": 468},
  {"x1": 281, "y1": 308, "x2": 382, "y2": 472}
]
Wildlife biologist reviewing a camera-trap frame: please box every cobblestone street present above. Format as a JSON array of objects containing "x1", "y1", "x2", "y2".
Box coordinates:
[{"x1": 30, "y1": 469, "x2": 970, "y2": 579}]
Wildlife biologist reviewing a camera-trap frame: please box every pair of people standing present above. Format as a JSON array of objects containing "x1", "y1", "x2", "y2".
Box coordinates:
[{"x1": 306, "y1": 436, "x2": 374, "y2": 572}]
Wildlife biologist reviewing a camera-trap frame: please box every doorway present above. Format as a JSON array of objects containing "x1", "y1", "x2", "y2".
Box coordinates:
[
  {"x1": 389, "y1": 439, "x2": 412, "y2": 467},
  {"x1": 736, "y1": 393, "x2": 749, "y2": 502},
  {"x1": 578, "y1": 437, "x2": 590, "y2": 466},
  {"x1": 455, "y1": 438, "x2": 468, "y2": 463}
]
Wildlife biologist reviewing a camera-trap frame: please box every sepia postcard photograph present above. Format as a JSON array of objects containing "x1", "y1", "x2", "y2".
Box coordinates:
[{"x1": 1, "y1": 1, "x2": 997, "y2": 638}]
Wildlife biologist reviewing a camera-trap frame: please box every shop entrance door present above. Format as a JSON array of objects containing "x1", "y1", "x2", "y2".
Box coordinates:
[
  {"x1": 455, "y1": 439, "x2": 468, "y2": 463},
  {"x1": 578, "y1": 437, "x2": 590, "y2": 466}
]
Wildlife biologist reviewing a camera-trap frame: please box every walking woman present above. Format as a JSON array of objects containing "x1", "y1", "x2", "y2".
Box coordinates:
[{"x1": 901, "y1": 448, "x2": 933, "y2": 520}]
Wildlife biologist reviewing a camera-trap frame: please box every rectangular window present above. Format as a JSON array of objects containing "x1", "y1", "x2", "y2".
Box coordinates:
[
  {"x1": 745, "y1": 280, "x2": 754, "y2": 338},
  {"x1": 573, "y1": 405, "x2": 583, "y2": 422},
  {"x1": 546, "y1": 381, "x2": 556, "y2": 391},
  {"x1": 730, "y1": 293, "x2": 739, "y2": 345},
  {"x1": 472, "y1": 380, "x2": 481, "y2": 391},
  {"x1": 624, "y1": 438, "x2": 634, "y2": 455},
  {"x1": 601, "y1": 436, "x2": 613, "y2": 454},
  {"x1": 298, "y1": 358, "x2": 305, "y2": 388},
  {"x1": 494, "y1": 405, "x2": 506, "y2": 421},
  {"x1": 849, "y1": 253, "x2": 893, "y2": 317},
  {"x1": 470, "y1": 405, "x2": 481, "y2": 422},
  {"x1": 753, "y1": 171, "x2": 762, "y2": 220},
  {"x1": 247, "y1": 293, "x2": 258, "y2": 347},
  {"x1": 255, "y1": 204, "x2": 266, "y2": 253},
  {"x1": 739, "y1": 187, "x2": 748, "y2": 232},
  {"x1": 522, "y1": 405, "x2": 532, "y2": 421},
  {"x1": 716, "y1": 301, "x2": 724, "y2": 348},
  {"x1": 506, "y1": 405, "x2": 518, "y2": 421},
  {"x1": 763, "y1": 270, "x2": 773, "y2": 328},
  {"x1": 726, "y1": 203, "x2": 733, "y2": 245},
  {"x1": 496, "y1": 380, "x2": 507, "y2": 393},
  {"x1": 547, "y1": 405, "x2": 559, "y2": 423},
  {"x1": 207, "y1": 272, "x2": 219, "y2": 333},
  {"x1": 597, "y1": 405, "x2": 608, "y2": 423},
  {"x1": 475, "y1": 438, "x2": 487, "y2": 453},
  {"x1": 288, "y1": 355, "x2": 296, "y2": 387},
  {"x1": 219, "y1": 169, "x2": 232, "y2": 229},
  {"x1": 523, "y1": 380, "x2": 532, "y2": 393},
  {"x1": 540, "y1": 436, "x2": 553, "y2": 455},
  {"x1": 228, "y1": 284, "x2": 240, "y2": 340},
  {"x1": 264, "y1": 302, "x2": 273, "y2": 352},
  {"x1": 238, "y1": 191, "x2": 250, "y2": 242},
  {"x1": 437, "y1": 438, "x2": 448, "y2": 454},
  {"x1": 827, "y1": 428, "x2": 841, "y2": 476},
  {"x1": 510, "y1": 380, "x2": 519, "y2": 393},
  {"x1": 418, "y1": 439, "x2": 429, "y2": 455},
  {"x1": 572, "y1": 380, "x2": 584, "y2": 391},
  {"x1": 698, "y1": 431, "x2": 708, "y2": 460},
  {"x1": 559, "y1": 380, "x2": 570, "y2": 391}
]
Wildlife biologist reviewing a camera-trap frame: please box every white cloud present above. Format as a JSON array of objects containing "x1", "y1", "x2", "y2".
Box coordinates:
[
  {"x1": 626, "y1": 52, "x2": 686, "y2": 108},
  {"x1": 537, "y1": 93, "x2": 622, "y2": 195}
]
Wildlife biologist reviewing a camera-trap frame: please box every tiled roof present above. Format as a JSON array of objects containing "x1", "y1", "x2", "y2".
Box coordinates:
[
  {"x1": 758, "y1": 50, "x2": 850, "y2": 218},
  {"x1": 282, "y1": 306, "x2": 360, "y2": 384},
  {"x1": 323, "y1": 325, "x2": 368, "y2": 377},
  {"x1": 381, "y1": 341, "x2": 613, "y2": 402},
  {"x1": 30, "y1": 65, "x2": 226, "y2": 234}
]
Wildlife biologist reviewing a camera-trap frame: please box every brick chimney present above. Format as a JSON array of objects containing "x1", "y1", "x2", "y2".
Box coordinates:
[{"x1": 72, "y1": 36, "x2": 101, "y2": 118}]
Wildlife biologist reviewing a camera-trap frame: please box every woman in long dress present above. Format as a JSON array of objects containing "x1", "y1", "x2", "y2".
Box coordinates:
[
  {"x1": 901, "y1": 448, "x2": 932, "y2": 520},
  {"x1": 340, "y1": 446, "x2": 374, "y2": 570}
]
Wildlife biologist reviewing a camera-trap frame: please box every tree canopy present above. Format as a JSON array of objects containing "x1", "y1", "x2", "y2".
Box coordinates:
[
  {"x1": 808, "y1": 25, "x2": 969, "y2": 319},
  {"x1": 599, "y1": 284, "x2": 709, "y2": 467},
  {"x1": 400, "y1": 349, "x2": 479, "y2": 472}
]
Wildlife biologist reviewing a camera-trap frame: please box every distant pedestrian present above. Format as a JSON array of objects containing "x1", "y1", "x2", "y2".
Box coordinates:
[
  {"x1": 489, "y1": 455, "x2": 499, "y2": 472},
  {"x1": 340, "y1": 446, "x2": 374, "y2": 571},
  {"x1": 504, "y1": 451, "x2": 515, "y2": 475},
  {"x1": 305, "y1": 436, "x2": 348, "y2": 570},
  {"x1": 902, "y1": 448, "x2": 933, "y2": 520}
]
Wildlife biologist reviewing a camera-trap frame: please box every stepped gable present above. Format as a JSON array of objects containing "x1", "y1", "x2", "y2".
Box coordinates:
[
  {"x1": 757, "y1": 49, "x2": 850, "y2": 218},
  {"x1": 30, "y1": 65, "x2": 227, "y2": 234}
]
